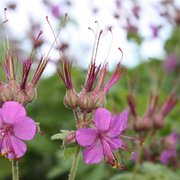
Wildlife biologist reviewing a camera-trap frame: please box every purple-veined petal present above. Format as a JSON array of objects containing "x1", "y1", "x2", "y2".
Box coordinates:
[
  {"x1": 76, "y1": 128, "x2": 98, "y2": 147},
  {"x1": 0, "y1": 134, "x2": 27, "y2": 159},
  {"x1": 107, "y1": 109, "x2": 128, "y2": 137},
  {"x1": 105, "y1": 137, "x2": 123, "y2": 150},
  {"x1": 0, "y1": 109, "x2": 3, "y2": 126},
  {"x1": 2, "y1": 101, "x2": 26, "y2": 124},
  {"x1": 94, "y1": 108, "x2": 111, "y2": 132},
  {"x1": 9, "y1": 135, "x2": 27, "y2": 159},
  {"x1": 13, "y1": 116, "x2": 36, "y2": 140},
  {"x1": 83, "y1": 139, "x2": 103, "y2": 164},
  {"x1": 101, "y1": 138, "x2": 115, "y2": 163}
]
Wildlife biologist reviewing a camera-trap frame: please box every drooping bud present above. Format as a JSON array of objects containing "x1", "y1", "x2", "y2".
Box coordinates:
[{"x1": 64, "y1": 89, "x2": 79, "y2": 109}]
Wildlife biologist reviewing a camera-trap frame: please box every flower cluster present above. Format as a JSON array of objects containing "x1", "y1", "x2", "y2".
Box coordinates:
[
  {"x1": 127, "y1": 91, "x2": 178, "y2": 138},
  {"x1": 55, "y1": 29, "x2": 129, "y2": 168},
  {"x1": 0, "y1": 32, "x2": 48, "y2": 106}
]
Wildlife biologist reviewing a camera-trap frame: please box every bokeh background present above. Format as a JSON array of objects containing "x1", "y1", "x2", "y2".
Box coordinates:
[{"x1": 0, "y1": 0, "x2": 180, "y2": 179}]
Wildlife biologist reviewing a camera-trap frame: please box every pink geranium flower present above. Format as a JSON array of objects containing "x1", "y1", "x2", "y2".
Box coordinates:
[
  {"x1": 76, "y1": 108, "x2": 128, "y2": 165},
  {"x1": 0, "y1": 101, "x2": 36, "y2": 159}
]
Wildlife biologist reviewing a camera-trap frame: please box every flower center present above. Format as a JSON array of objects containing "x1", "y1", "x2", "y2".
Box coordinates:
[{"x1": 0, "y1": 124, "x2": 12, "y2": 137}]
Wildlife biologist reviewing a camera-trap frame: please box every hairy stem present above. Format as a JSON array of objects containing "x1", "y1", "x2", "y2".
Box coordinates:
[
  {"x1": 68, "y1": 146, "x2": 80, "y2": 180},
  {"x1": 12, "y1": 160, "x2": 19, "y2": 180}
]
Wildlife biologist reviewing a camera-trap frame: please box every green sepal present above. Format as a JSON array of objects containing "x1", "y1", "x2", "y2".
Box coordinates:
[{"x1": 51, "y1": 130, "x2": 70, "y2": 140}]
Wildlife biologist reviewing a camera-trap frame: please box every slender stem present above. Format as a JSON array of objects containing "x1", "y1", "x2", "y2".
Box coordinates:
[
  {"x1": 132, "y1": 142, "x2": 142, "y2": 180},
  {"x1": 68, "y1": 146, "x2": 80, "y2": 180},
  {"x1": 73, "y1": 109, "x2": 79, "y2": 122},
  {"x1": 11, "y1": 160, "x2": 19, "y2": 180}
]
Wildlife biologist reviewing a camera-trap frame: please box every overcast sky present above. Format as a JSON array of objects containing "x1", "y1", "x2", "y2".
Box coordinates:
[{"x1": 0, "y1": 0, "x2": 175, "y2": 75}]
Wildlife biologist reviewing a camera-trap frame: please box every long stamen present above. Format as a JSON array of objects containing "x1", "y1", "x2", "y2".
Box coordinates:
[{"x1": 20, "y1": 31, "x2": 43, "y2": 89}]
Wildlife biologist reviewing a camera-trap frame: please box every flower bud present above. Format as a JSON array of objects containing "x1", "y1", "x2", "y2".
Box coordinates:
[
  {"x1": 64, "y1": 89, "x2": 79, "y2": 109},
  {"x1": 0, "y1": 84, "x2": 13, "y2": 102},
  {"x1": 153, "y1": 113, "x2": 164, "y2": 129},
  {"x1": 14, "y1": 89, "x2": 29, "y2": 106},
  {"x1": 7, "y1": 80, "x2": 20, "y2": 98},
  {"x1": 79, "y1": 92, "x2": 95, "y2": 112},
  {"x1": 26, "y1": 83, "x2": 37, "y2": 103},
  {"x1": 64, "y1": 131, "x2": 76, "y2": 146},
  {"x1": 141, "y1": 116, "x2": 153, "y2": 131},
  {"x1": 94, "y1": 91, "x2": 106, "y2": 108}
]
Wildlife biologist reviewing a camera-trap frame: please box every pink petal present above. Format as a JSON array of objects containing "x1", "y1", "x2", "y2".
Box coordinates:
[
  {"x1": 101, "y1": 139, "x2": 114, "y2": 162},
  {"x1": 0, "y1": 109, "x2": 3, "y2": 126},
  {"x1": 106, "y1": 137, "x2": 123, "y2": 150},
  {"x1": 76, "y1": 128, "x2": 98, "y2": 147},
  {"x1": 94, "y1": 108, "x2": 111, "y2": 132},
  {"x1": 83, "y1": 140, "x2": 103, "y2": 164},
  {"x1": 13, "y1": 116, "x2": 36, "y2": 140},
  {"x1": 1, "y1": 134, "x2": 27, "y2": 159},
  {"x1": 2, "y1": 101, "x2": 26, "y2": 124},
  {"x1": 10, "y1": 135, "x2": 27, "y2": 159},
  {"x1": 107, "y1": 109, "x2": 128, "y2": 137}
]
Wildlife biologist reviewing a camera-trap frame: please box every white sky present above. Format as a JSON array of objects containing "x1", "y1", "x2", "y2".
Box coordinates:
[{"x1": 0, "y1": 0, "x2": 174, "y2": 76}]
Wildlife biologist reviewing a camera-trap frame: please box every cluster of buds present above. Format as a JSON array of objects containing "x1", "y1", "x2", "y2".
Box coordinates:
[
  {"x1": 57, "y1": 28, "x2": 126, "y2": 129},
  {"x1": 0, "y1": 31, "x2": 48, "y2": 106},
  {"x1": 54, "y1": 27, "x2": 129, "y2": 169},
  {"x1": 127, "y1": 90, "x2": 178, "y2": 139}
]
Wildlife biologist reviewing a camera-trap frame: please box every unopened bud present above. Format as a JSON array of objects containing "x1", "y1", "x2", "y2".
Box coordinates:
[
  {"x1": 7, "y1": 80, "x2": 20, "y2": 98},
  {"x1": 64, "y1": 131, "x2": 76, "y2": 145},
  {"x1": 153, "y1": 113, "x2": 164, "y2": 129},
  {"x1": 64, "y1": 89, "x2": 79, "y2": 109},
  {"x1": 79, "y1": 92, "x2": 95, "y2": 112},
  {"x1": 141, "y1": 116, "x2": 153, "y2": 131},
  {"x1": 14, "y1": 89, "x2": 29, "y2": 106},
  {"x1": 94, "y1": 91, "x2": 106, "y2": 108},
  {"x1": 0, "y1": 84, "x2": 13, "y2": 102},
  {"x1": 26, "y1": 83, "x2": 37, "y2": 103}
]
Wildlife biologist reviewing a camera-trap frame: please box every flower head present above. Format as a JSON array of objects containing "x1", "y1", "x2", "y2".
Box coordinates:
[
  {"x1": 76, "y1": 108, "x2": 128, "y2": 166},
  {"x1": 160, "y1": 132, "x2": 179, "y2": 165},
  {"x1": 0, "y1": 101, "x2": 36, "y2": 159}
]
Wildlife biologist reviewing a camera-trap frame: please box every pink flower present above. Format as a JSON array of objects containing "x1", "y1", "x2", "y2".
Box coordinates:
[
  {"x1": 160, "y1": 132, "x2": 179, "y2": 165},
  {"x1": 0, "y1": 101, "x2": 36, "y2": 159},
  {"x1": 76, "y1": 108, "x2": 128, "y2": 165}
]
